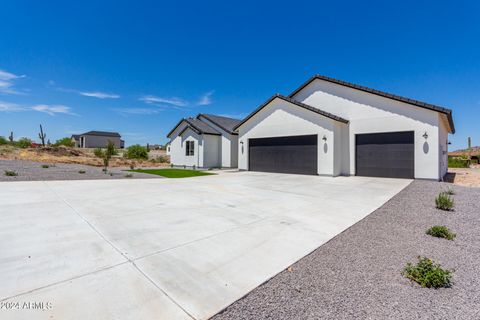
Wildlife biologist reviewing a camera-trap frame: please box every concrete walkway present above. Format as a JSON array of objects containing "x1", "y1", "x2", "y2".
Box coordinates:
[{"x1": 0, "y1": 172, "x2": 411, "y2": 319}]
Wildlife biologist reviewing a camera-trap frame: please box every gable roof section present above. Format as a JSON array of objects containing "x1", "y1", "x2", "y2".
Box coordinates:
[
  {"x1": 233, "y1": 94, "x2": 349, "y2": 131},
  {"x1": 289, "y1": 74, "x2": 455, "y2": 133},
  {"x1": 80, "y1": 131, "x2": 121, "y2": 137},
  {"x1": 167, "y1": 117, "x2": 221, "y2": 138},
  {"x1": 197, "y1": 114, "x2": 242, "y2": 135}
]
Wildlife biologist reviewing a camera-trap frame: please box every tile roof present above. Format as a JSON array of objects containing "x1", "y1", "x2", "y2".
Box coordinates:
[
  {"x1": 234, "y1": 94, "x2": 349, "y2": 131},
  {"x1": 197, "y1": 114, "x2": 242, "y2": 134},
  {"x1": 79, "y1": 131, "x2": 121, "y2": 137}
]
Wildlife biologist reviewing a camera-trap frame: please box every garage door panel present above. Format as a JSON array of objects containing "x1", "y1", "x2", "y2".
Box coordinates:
[
  {"x1": 356, "y1": 131, "x2": 414, "y2": 179},
  {"x1": 249, "y1": 135, "x2": 317, "y2": 175}
]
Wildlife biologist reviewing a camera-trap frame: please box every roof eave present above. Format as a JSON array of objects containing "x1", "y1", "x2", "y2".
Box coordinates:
[{"x1": 233, "y1": 94, "x2": 348, "y2": 131}]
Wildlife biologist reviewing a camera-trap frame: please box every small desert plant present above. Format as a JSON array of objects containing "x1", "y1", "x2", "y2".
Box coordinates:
[
  {"x1": 95, "y1": 141, "x2": 117, "y2": 173},
  {"x1": 129, "y1": 163, "x2": 136, "y2": 170},
  {"x1": 41, "y1": 164, "x2": 50, "y2": 169},
  {"x1": 0, "y1": 136, "x2": 8, "y2": 145},
  {"x1": 155, "y1": 155, "x2": 169, "y2": 163},
  {"x1": 445, "y1": 187, "x2": 455, "y2": 195},
  {"x1": 124, "y1": 144, "x2": 148, "y2": 160},
  {"x1": 93, "y1": 148, "x2": 104, "y2": 157},
  {"x1": 53, "y1": 137, "x2": 75, "y2": 147},
  {"x1": 124, "y1": 173, "x2": 133, "y2": 178},
  {"x1": 403, "y1": 257, "x2": 453, "y2": 288},
  {"x1": 426, "y1": 226, "x2": 456, "y2": 240},
  {"x1": 15, "y1": 138, "x2": 33, "y2": 148},
  {"x1": 435, "y1": 192, "x2": 454, "y2": 211},
  {"x1": 4, "y1": 170, "x2": 18, "y2": 176},
  {"x1": 78, "y1": 170, "x2": 86, "y2": 174}
]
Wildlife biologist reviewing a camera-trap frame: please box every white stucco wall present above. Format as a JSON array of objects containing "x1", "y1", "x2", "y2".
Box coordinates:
[
  {"x1": 292, "y1": 79, "x2": 444, "y2": 180},
  {"x1": 198, "y1": 117, "x2": 239, "y2": 168},
  {"x1": 202, "y1": 134, "x2": 221, "y2": 168},
  {"x1": 169, "y1": 125, "x2": 203, "y2": 167},
  {"x1": 237, "y1": 98, "x2": 344, "y2": 176}
]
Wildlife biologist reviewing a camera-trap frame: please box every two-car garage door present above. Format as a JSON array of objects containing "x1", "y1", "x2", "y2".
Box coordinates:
[
  {"x1": 355, "y1": 131, "x2": 414, "y2": 179},
  {"x1": 249, "y1": 135, "x2": 317, "y2": 175},
  {"x1": 248, "y1": 131, "x2": 414, "y2": 178}
]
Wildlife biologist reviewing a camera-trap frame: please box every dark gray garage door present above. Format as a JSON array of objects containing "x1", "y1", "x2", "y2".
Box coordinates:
[
  {"x1": 356, "y1": 131, "x2": 414, "y2": 179},
  {"x1": 249, "y1": 135, "x2": 317, "y2": 175}
]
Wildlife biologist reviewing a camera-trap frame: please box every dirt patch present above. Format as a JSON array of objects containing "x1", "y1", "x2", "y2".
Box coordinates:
[{"x1": 446, "y1": 168, "x2": 480, "y2": 188}]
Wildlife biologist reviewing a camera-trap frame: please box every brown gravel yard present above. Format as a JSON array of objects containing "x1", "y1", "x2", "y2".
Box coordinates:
[{"x1": 213, "y1": 180, "x2": 480, "y2": 320}]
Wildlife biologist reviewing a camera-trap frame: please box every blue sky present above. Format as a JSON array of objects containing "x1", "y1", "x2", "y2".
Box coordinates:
[{"x1": 0, "y1": 0, "x2": 479, "y2": 149}]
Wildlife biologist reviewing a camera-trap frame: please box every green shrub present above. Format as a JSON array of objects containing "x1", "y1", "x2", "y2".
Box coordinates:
[
  {"x1": 0, "y1": 136, "x2": 8, "y2": 145},
  {"x1": 4, "y1": 170, "x2": 18, "y2": 176},
  {"x1": 41, "y1": 164, "x2": 49, "y2": 169},
  {"x1": 93, "y1": 148, "x2": 104, "y2": 157},
  {"x1": 15, "y1": 138, "x2": 32, "y2": 148},
  {"x1": 154, "y1": 155, "x2": 170, "y2": 163},
  {"x1": 426, "y1": 226, "x2": 456, "y2": 240},
  {"x1": 53, "y1": 137, "x2": 75, "y2": 147},
  {"x1": 448, "y1": 157, "x2": 469, "y2": 168},
  {"x1": 403, "y1": 257, "x2": 453, "y2": 288},
  {"x1": 435, "y1": 192, "x2": 454, "y2": 211},
  {"x1": 124, "y1": 144, "x2": 148, "y2": 160},
  {"x1": 78, "y1": 170, "x2": 86, "y2": 174}
]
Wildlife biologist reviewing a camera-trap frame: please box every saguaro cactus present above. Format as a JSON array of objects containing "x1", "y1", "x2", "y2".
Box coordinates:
[
  {"x1": 38, "y1": 124, "x2": 47, "y2": 146},
  {"x1": 8, "y1": 131, "x2": 13, "y2": 142}
]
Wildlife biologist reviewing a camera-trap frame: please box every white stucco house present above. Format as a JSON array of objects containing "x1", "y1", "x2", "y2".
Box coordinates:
[
  {"x1": 167, "y1": 114, "x2": 241, "y2": 168},
  {"x1": 235, "y1": 75, "x2": 455, "y2": 180}
]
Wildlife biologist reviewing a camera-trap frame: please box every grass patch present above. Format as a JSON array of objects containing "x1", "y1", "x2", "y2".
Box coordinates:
[
  {"x1": 41, "y1": 164, "x2": 50, "y2": 169},
  {"x1": 4, "y1": 170, "x2": 18, "y2": 176},
  {"x1": 78, "y1": 170, "x2": 86, "y2": 174},
  {"x1": 129, "y1": 168, "x2": 215, "y2": 178},
  {"x1": 435, "y1": 192, "x2": 454, "y2": 211},
  {"x1": 426, "y1": 226, "x2": 456, "y2": 240},
  {"x1": 403, "y1": 257, "x2": 453, "y2": 288}
]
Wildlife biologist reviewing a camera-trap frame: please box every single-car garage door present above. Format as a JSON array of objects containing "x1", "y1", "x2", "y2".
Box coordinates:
[
  {"x1": 249, "y1": 135, "x2": 317, "y2": 175},
  {"x1": 356, "y1": 131, "x2": 414, "y2": 179}
]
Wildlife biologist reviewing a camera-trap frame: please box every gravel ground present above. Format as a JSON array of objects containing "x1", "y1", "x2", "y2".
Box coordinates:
[
  {"x1": 213, "y1": 180, "x2": 480, "y2": 320},
  {"x1": 0, "y1": 159, "x2": 161, "y2": 181}
]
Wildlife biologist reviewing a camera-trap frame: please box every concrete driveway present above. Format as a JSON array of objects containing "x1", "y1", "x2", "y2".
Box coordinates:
[{"x1": 0, "y1": 172, "x2": 411, "y2": 319}]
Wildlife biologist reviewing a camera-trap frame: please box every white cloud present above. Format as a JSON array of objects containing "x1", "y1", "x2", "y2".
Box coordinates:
[
  {"x1": 197, "y1": 91, "x2": 214, "y2": 106},
  {"x1": 0, "y1": 69, "x2": 26, "y2": 95},
  {"x1": 31, "y1": 104, "x2": 73, "y2": 116},
  {"x1": 79, "y1": 91, "x2": 120, "y2": 99},
  {"x1": 139, "y1": 95, "x2": 188, "y2": 107},
  {"x1": 112, "y1": 107, "x2": 163, "y2": 115},
  {"x1": 0, "y1": 101, "x2": 26, "y2": 112}
]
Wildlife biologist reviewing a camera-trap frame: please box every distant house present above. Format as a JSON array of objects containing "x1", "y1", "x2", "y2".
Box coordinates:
[
  {"x1": 167, "y1": 114, "x2": 241, "y2": 168},
  {"x1": 71, "y1": 131, "x2": 124, "y2": 149}
]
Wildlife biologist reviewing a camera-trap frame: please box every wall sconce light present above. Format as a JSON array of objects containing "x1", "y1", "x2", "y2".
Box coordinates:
[
  {"x1": 240, "y1": 141, "x2": 244, "y2": 154},
  {"x1": 448, "y1": 141, "x2": 452, "y2": 145},
  {"x1": 422, "y1": 131, "x2": 428, "y2": 140},
  {"x1": 322, "y1": 135, "x2": 327, "y2": 142}
]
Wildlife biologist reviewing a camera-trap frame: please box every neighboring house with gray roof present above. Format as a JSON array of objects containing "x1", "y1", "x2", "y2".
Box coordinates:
[
  {"x1": 71, "y1": 131, "x2": 124, "y2": 149},
  {"x1": 167, "y1": 114, "x2": 241, "y2": 168}
]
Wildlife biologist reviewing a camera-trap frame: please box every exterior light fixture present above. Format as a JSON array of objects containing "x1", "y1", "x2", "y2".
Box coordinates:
[
  {"x1": 422, "y1": 131, "x2": 428, "y2": 140},
  {"x1": 322, "y1": 135, "x2": 327, "y2": 142}
]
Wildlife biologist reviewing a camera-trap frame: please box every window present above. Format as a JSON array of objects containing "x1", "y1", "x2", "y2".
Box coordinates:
[{"x1": 185, "y1": 141, "x2": 194, "y2": 156}]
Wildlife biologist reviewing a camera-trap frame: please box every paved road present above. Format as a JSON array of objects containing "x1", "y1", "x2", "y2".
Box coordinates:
[{"x1": 0, "y1": 172, "x2": 410, "y2": 319}]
